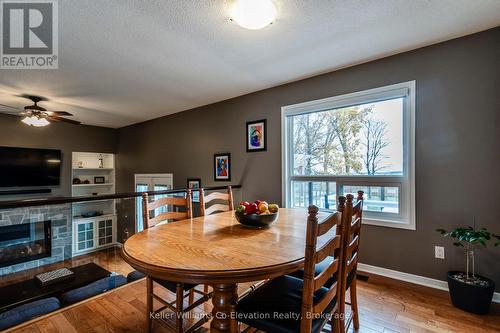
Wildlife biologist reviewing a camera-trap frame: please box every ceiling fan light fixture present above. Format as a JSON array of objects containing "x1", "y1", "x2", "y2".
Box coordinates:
[
  {"x1": 230, "y1": 0, "x2": 277, "y2": 30},
  {"x1": 21, "y1": 115, "x2": 50, "y2": 127}
]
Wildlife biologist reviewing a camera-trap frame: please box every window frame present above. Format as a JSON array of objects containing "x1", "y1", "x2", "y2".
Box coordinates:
[{"x1": 281, "y1": 81, "x2": 416, "y2": 230}]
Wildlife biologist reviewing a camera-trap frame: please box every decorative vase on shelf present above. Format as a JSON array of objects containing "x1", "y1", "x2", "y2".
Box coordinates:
[{"x1": 98, "y1": 154, "x2": 104, "y2": 168}]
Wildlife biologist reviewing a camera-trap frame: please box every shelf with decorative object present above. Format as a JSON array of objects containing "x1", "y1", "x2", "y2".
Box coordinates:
[{"x1": 71, "y1": 152, "x2": 116, "y2": 256}]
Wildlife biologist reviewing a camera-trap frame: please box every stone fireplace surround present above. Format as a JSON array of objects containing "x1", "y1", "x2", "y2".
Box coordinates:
[{"x1": 0, "y1": 205, "x2": 72, "y2": 276}]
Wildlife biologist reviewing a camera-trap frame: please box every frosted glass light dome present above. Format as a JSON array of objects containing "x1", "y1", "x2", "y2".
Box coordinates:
[{"x1": 230, "y1": 0, "x2": 277, "y2": 30}]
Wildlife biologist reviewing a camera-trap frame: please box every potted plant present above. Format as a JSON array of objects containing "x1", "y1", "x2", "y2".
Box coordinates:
[{"x1": 437, "y1": 222, "x2": 500, "y2": 314}]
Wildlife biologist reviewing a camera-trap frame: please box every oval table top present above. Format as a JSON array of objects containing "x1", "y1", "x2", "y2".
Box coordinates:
[{"x1": 122, "y1": 208, "x2": 331, "y2": 284}]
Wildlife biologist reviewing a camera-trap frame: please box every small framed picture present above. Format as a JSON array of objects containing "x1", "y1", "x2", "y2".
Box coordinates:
[
  {"x1": 94, "y1": 176, "x2": 105, "y2": 184},
  {"x1": 187, "y1": 178, "x2": 201, "y2": 202},
  {"x1": 246, "y1": 119, "x2": 267, "y2": 152},
  {"x1": 214, "y1": 153, "x2": 231, "y2": 181}
]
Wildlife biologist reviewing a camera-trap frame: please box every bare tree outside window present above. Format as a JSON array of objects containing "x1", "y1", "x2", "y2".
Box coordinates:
[
  {"x1": 363, "y1": 118, "x2": 390, "y2": 175},
  {"x1": 292, "y1": 106, "x2": 371, "y2": 176}
]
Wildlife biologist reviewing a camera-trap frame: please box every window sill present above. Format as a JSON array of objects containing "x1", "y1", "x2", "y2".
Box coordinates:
[{"x1": 363, "y1": 217, "x2": 415, "y2": 230}]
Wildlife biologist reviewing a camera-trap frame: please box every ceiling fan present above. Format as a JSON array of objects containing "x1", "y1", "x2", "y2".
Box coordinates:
[{"x1": 0, "y1": 94, "x2": 80, "y2": 127}]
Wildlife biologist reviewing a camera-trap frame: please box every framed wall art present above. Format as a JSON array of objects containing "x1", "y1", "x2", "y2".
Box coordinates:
[
  {"x1": 214, "y1": 153, "x2": 231, "y2": 181},
  {"x1": 187, "y1": 178, "x2": 201, "y2": 202},
  {"x1": 246, "y1": 119, "x2": 266, "y2": 152}
]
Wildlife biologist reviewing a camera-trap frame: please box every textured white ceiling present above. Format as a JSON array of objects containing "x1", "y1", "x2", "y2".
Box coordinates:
[{"x1": 0, "y1": 0, "x2": 499, "y2": 128}]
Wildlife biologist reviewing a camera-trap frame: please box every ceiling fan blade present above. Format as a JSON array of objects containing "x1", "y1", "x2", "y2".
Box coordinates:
[
  {"x1": 0, "y1": 103, "x2": 21, "y2": 110},
  {"x1": 17, "y1": 94, "x2": 48, "y2": 103},
  {"x1": 48, "y1": 115, "x2": 81, "y2": 125},
  {"x1": 47, "y1": 111, "x2": 73, "y2": 116},
  {"x1": 0, "y1": 110, "x2": 24, "y2": 116}
]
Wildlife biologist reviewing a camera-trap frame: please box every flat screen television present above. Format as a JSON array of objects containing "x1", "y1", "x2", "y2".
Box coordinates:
[{"x1": 0, "y1": 146, "x2": 61, "y2": 187}]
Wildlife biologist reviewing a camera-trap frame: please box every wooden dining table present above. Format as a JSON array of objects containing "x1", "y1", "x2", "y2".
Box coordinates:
[{"x1": 121, "y1": 208, "x2": 330, "y2": 332}]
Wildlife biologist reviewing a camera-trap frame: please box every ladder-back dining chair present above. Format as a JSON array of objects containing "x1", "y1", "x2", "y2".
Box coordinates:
[
  {"x1": 199, "y1": 185, "x2": 234, "y2": 215},
  {"x1": 338, "y1": 191, "x2": 364, "y2": 332},
  {"x1": 236, "y1": 200, "x2": 347, "y2": 333},
  {"x1": 198, "y1": 185, "x2": 233, "y2": 293},
  {"x1": 141, "y1": 190, "x2": 212, "y2": 333}
]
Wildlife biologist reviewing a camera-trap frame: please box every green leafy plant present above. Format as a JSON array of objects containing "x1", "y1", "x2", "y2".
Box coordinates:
[{"x1": 437, "y1": 221, "x2": 500, "y2": 282}]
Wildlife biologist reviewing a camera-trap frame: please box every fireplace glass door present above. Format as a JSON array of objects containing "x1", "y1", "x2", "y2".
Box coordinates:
[{"x1": 0, "y1": 220, "x2": 51, "y2": 267}]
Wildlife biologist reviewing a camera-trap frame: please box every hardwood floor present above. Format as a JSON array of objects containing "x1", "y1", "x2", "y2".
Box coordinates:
[{"x1": 2, "y1": 251, "x2": 500, "y2": 332}]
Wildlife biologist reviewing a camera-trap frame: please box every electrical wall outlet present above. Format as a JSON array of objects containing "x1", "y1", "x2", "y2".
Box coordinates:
[{"x1": 435, "y1": 246, "x2": 445, "y2": 259}]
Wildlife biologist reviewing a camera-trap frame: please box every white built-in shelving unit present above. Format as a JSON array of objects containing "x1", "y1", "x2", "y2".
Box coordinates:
[{"x1": 71, "y1": 152, "x2": 117, "y2": 256}]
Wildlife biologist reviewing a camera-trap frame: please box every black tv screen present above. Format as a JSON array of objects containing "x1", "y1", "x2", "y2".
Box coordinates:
[{"x1": 0, "y1": 146, "x2": 61, "y2": 187}]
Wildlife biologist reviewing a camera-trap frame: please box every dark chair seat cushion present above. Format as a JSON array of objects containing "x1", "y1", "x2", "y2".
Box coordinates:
[
  {"x1": 60, "y1": 275, "x2": 127, "y2": 305},
  {"x1": 236, "y1": 275, "x2": 336, "y2": 333},
  {"x1": 288, "y1": 257, "x2": 356, "y2": 289},
  {"x1": 127, "y1": 270, "x2": 196, "y2": 293},
  {"x1": 127, "y1": 270, "x2": 146, "y2": 282},
  {"x1": 154, "y1": 279, "x2": 197, "y2": 293},
  {"x1": 0, "y1": 297, "x2": 60, "y2": 330}
]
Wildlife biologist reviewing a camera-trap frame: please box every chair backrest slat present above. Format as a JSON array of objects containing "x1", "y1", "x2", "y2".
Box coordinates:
[
  {"x1": 352, "y1": 199, "x2": 362, "y2": 215},
  {"x1": 147, "y1": 196, "x2": 189, "y2": 211},
  {"x1": 205, "y1": 203, "x2": 231, "y2": 216},
  {"x1": 350, "y1": 217, "x2": 361, "y2": 234},
  {"x1": 315, "y1": 236, "x2": 341, "y2": 264},
  {"x1": 314, "y1": 259, "x2": 340, "y2": 291},
  {"x1": 199, "y1": 186, "x2": 234, "y2": 216},
  {"x1": 204, "y1": 191, "x2": 229, "y2": 202},
  {"x1": 149, "y1": 212, "x2": 189, "y2": 226},
  {"x1": 312, "y1": 281, "x2": 338, "y2": 314},
  {"x1": 347, "y1": 234, "x2": 360, "y2": 256},
  {"x1": 347, "y1": 252, "x2": 358, "y2": 271},
  {"x1": 142, "y1": 190, "x2": 192, "y2": 230},
  {"x1": 300, "y1": 198, "x2": 346, "y2": 333},
  {"x1": 317, "y1": 216, "x2": 338, "y2": 236}
]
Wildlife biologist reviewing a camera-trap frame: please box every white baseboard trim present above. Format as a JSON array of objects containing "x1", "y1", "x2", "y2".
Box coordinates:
[{"x1": 358, "y1": 263, "x2": 500, "y2": 304}]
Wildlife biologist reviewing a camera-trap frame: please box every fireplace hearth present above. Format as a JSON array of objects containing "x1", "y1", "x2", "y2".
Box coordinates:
[{"x1": 0, "y1": 221, "x2": 51, "y2": 268}]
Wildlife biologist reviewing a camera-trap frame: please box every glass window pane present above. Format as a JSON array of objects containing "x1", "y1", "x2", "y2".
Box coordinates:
[
  {"x1": 292, "y1": 98, "x2": 403, "y2": 176},
  {"x1": 136, "y1": 184, "x2": 148, "y2": 232},
  {"x1": 154, "y1": 186, "x2": 170, "y2": 215},
  {"x1": 291, "y1": 181, "x2": 336, "y2": 210},
  {"x1": 340, "y1": 185, "x2": 399, "y2": 214}
]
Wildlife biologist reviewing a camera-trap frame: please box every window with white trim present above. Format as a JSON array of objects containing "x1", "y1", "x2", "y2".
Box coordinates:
[{"x1": 282, "y1": 81, "x2": 415, "y2": 229}]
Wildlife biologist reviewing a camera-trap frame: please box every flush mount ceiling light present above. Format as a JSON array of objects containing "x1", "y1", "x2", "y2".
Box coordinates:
[{"x1": 230, "y1": 0, "x2": 277, "y2": 30}]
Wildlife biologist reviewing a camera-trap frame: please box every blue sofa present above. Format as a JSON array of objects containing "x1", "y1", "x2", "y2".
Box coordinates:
[
  {"x1": 0, "y1": 297, "x2": 60, "y2": 330},
  {"x1": 59, "y1": 274, "x2": 127, "y2": 306}
]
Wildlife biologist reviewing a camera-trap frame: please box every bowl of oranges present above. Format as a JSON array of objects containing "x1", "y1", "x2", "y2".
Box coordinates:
[{"x1": 235, "y1": 200, "x2": 279, "y2": 228}]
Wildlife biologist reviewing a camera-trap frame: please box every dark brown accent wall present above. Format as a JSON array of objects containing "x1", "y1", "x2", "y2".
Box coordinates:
[
  {"x1": 0, "y1": 114, "x2": 118, "y2": 197},
  {"x1": 116, "y1": 27, "x2": 500, "y2": 288}
]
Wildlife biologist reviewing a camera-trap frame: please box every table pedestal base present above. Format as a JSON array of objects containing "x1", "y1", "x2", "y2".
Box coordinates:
[{"x1": 211, "y1": 283, "x2": 238, "y2": 332}]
